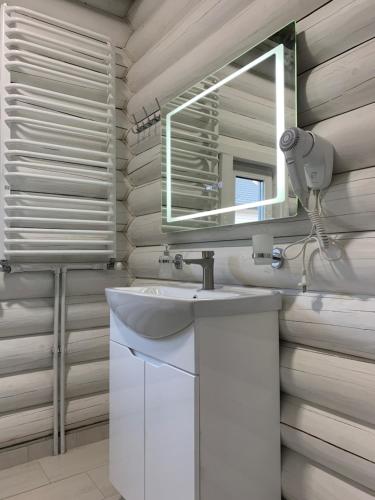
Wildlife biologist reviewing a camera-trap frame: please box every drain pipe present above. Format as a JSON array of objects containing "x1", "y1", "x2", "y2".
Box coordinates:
[
  {"x1": 52, "y1": 268, "x2": 60, "y2": 456},
  {"x1": 59, "y1": 262, "x2": 112, "y2": 454},
  {"x1": 59, "y1": 266, "x2": 68, "y2": 454}
]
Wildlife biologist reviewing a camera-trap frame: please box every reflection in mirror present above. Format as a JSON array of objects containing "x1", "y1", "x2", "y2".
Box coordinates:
[{"x1": 162, "y1": 22, "x2": 297, "y2": 232}]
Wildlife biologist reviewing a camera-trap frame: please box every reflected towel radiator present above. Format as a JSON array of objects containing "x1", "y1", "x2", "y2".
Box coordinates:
[
  {"x1": 0, "y1": 4, "x2": 116, "y2": 266},
  {"x1": 162, "y1": 75, "x2": 221, "y2": 231}
]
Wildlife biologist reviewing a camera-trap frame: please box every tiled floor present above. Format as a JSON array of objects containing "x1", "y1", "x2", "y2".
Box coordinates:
[{"x1": 0, "y1": 440, "x2": 121, "y2": 500}]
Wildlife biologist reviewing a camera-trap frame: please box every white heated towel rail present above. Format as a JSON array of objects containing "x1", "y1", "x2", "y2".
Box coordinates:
[{"x1": 0, "y1": 4, "x2": 116, "y2": 264}]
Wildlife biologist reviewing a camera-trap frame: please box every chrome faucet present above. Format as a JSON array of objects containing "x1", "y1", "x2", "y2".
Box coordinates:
[{"x1": 174, "y1": 251, "x2": 215, "y2": 290}]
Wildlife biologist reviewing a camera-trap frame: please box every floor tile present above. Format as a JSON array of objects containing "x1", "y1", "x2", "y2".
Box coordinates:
[
  {"x1": 0, "y1": 461, "x2": 48, "y2": 499},
  {"x1": 104, "y1": 495, "x2": 122, "y2": 500},
  {"x1": 39, "y1": 440, "x2": 108, "y2": 482},
  {"x1": 88, "y1": 465, "x2": 118, "y2": 497},
  {"x1": 5, "y1": 473, "x2": 104, "y2": 500}
]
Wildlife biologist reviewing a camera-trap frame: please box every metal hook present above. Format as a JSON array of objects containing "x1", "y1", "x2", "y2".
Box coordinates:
[{"x1": 131, "y1": 99, "x2": 162, "y2": 134}]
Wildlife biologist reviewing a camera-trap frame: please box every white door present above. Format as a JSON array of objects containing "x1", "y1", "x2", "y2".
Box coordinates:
[
  {"x1": 145, "y1": 360, "x2": 198, "y2": 500},
  {"x1": 110, "y1": 341, "x2": 145, "y2": 500}
]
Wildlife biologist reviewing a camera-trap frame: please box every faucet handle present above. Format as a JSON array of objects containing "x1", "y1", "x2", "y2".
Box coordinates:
[
  {"x1": 159, "y1": 244, "x2": 171, "y2": 264},
  {"x1": 173, "y1": 253, "x2": 184, "y2": 270},
  {"x1": 202, "y1": 250, "x2": 214, "y2": 259}
]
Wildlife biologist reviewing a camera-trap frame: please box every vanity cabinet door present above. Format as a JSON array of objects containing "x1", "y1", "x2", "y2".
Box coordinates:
[
  {"x1": 110, "y1": 341, "x2": 145, "y2": 500},
  {"x1": 145, "y1": 361, "x2": 198, "y2": 500}
]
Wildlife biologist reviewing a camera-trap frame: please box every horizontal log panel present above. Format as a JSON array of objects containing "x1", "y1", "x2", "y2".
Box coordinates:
[
  {"x1": 220, "y1": 110, "x2": 275, "y2": 147},
  {"x1": 0, "y1": 405, "x2": 53, "y2": 450},
  {"x1": 0, "y1": 297, "x2": 109, "y2": 338},
  {"x1": 0, "y1": 335, "x2": 52, "y2": 376},
  {"x1": 280, "y1": 344, "x2": 375, "y2": 426},
  {"x1": 0, "y1": 328, "x2": 110, "y2": 376},
  {"x1": 215, "y1": 64, "x2": 294, "y2": 106},
  {"x1": 0, "y1": 360, "x2": 108, "y2": 415},
  {"x1": 128, "y1": 157, "x2": 161, "y2": 187},
  {"x1": 280, "y1": 290, "x2": 375, "y2": 360},
  {"x1": 282, "y1": 448, "x2": 375, "y2": 500},
  {"x1": 0, "y1": 272, "x2": 54, "y2": 301},
  {"x1": 0, "y1": 393, "x2": 108, "y2": 449},
  {"x1": 128, "y1": 145, "x2": 160, "y2": 175},
  {"x1": 281, "y1": 395, "x2": 375, "y2": 464},
  {"x1": 128, "y1": 232, "x2": 375, "y2": 295},
  {"x1": 127, "y1": 0, "x2": 255, "y2": 92},
  {"x1": 299, "y1": 37, "x2": 375, "y2": 126},
  {"x1": 281, "y1": 424, "x2": 375, "y2": 493},
  {"x1": 66, "y1": 360, "x2": 109, "y2": 399},
  {"x1": 0, "y1": 370, "x2": 54, "y2": 414},
  {"x1": 308, "y1": 103, "x2": 375, "y2": 175},
  {"x1": 128, "y1": 213, "x2": 165, "y2": 246},
  {"x1": 66, "y1": 270, "x2": 129, "y2": 298},
  {"x1": 66, "y1": 328, "x2": 109, "y2": 365},
  {"x1": 281, "y1": 319, "x2": 375, "y2": 360},
  {"x1": 127, "y1": 0, "x2": 328, "y2": 117},
  {"x1": 65, "y1": 392, "x2": 109, "y2": 430},
  {"x1": 219, "y1": 85, "x2": 276, "y2": 124},
  {"x1": 125, "y1": 0, "x2": 201, "y2": 62},
  {"x1": 297, "y1": 0, "x2": 375, "y2": 73},
  {"x1": 128, "y1": 180, "x2": 161, "y2": 216},
  {"x1": 67, "y1": 299, "x2": 109, "y2": 331}
]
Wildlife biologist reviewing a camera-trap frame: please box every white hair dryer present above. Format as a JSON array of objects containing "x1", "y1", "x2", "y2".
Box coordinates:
[
  {"x1": 279, "y1": 127, "x2": 337, "y2": 291},
  {"x1": 279, "y1": 127, "x2": 333, "y2": 207}
]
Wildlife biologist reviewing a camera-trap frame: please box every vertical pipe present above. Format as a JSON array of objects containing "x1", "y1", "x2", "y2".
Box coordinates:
[
  {"x1": 52, "y1": 268, "x2": 60, "y2": 455},
  {"x1": 0, "y1": 4, "x2": 10, "y2": 262},
  {"x1": 59, "y1": 266, "x2": 67, "y2": 454},
  {"x1": 108, "y1": 42, "x2": 117, "y2": 260}
]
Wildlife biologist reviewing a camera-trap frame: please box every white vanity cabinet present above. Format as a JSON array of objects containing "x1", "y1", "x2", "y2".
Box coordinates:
[
  {"x1": 110, "y1": 339, "x2": 198, "y2": 500},
  {"x1": 107, "y1": 285, "x2": 281, "y2": 500},
  {"x1": 110, "y1": 342, "x2": 144, "y2": 500}
]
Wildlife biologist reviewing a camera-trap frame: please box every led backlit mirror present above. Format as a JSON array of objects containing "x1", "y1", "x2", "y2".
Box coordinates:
[{"x1": 162, "y1": 23, "x2": 296, "y2": 232}]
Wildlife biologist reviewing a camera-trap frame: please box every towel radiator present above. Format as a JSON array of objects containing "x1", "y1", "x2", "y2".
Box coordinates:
[{"x1": 0, "y1": 4, "x2": 117, "y2": 266}]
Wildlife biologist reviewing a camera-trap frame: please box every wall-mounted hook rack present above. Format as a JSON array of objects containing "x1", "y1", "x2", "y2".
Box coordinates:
[{"x1": 131, "y1": 97, "x2": 161, "y2": 134}]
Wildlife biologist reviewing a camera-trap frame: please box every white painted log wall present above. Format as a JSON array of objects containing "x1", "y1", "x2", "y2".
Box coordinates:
[
  {"x1": 0, "y1": 3, "x2": 133, "y2": 456},
  {"x1": 124, "y1": 0, "x2": 375, "y2": 497}
]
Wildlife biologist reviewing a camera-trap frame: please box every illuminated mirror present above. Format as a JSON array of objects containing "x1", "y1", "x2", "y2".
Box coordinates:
[{"x1": 161, "y1": 22, "x2": 297, "y2": 232}]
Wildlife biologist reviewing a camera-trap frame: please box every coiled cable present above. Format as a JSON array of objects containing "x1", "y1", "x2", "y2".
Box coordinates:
[{"x1": 282, "y1": 191, "x2": 341, "y2": 292}]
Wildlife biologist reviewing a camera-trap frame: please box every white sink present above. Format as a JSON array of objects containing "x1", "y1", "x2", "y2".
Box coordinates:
[{"x1": 105, "y1": 284, "x2": 281, "y2": 339}]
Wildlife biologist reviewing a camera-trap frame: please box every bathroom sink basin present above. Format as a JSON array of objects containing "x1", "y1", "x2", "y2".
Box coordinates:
[{"x1": 106, "y1": 285, "x2": 281, "y2": 339}]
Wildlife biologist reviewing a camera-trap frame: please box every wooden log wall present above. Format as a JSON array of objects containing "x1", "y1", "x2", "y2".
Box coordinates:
[
  {"x1": 0, "y1": 0, "x2": 133, "y2": 462},
  {"x1": 123, "y1": 0, "x2": 375, "y2": 497}
]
